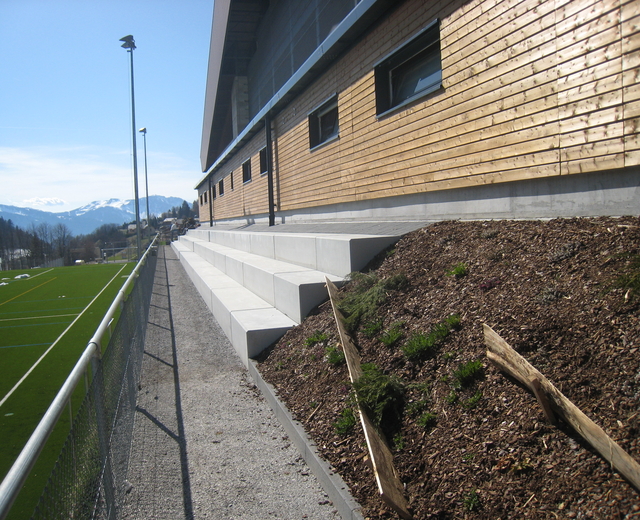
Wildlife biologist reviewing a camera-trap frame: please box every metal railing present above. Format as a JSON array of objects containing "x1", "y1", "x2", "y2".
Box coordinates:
[{"x1": 0, "y1": 237, "x2": 158, "y2": 520}]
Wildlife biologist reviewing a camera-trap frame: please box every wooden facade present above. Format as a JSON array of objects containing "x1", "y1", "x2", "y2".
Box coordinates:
[{"x1": 197, "y1": 0, "x2": 640, "y2": 224}]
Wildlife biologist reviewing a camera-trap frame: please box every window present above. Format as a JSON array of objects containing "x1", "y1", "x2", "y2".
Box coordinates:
[
  {"x1": 308, "y1": 94, "x2": 339, "y2": 149},
  {"x1": 259, "y1": 147, "x2": 268, "y2": 175},
  {"x1": 242, "y1": 159, "x2": 251, "y2": 183},
  {"x1": 212, "y1": 185, "x2": 216, "y2": 199},
  {"x1": 230, "y1": 171, "x2": 234, "y2": 190},
  {"x1": 374, "y1": 20, "x2": 441, "y2": 116},
  {"x1": 203, "y1": 191, "x2": 207, "y2": 204},
  {"x1": 218, "y1": 178, "x2": 224, "y2": 196}
]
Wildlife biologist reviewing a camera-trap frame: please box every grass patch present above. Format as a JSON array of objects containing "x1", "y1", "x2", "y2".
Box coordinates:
[
  {"x1": 338, "y1": 272, "x2": 408, "y2": 333},
  {"x1": 452, "y1": 360, "x2": 484, "y2": 389},
  {"x1": 612, "y1": 253, "x2": 640, "y2": 301},
  {"x1": 353, "y1": 363, "x2": 404, "y2": 434},
  {"x1": 361, "y1": 319, "x2": 383, "y2": 338},
  {"x1": 401, "y1": 315, "x2": 461, "y2": 361},
  {"x1": 445, "y1": 262, "x2": 468, "y2": 278},
  {"x1": 305, "y1": 330, "x2": 328, "y2": 347},
  {"x1": 417, "y1": 411, "x2": 437, "y2": 429},
  {"x1": 463, "y1": 390, "x2": 483, "y2": 409},
  {"x1": 463, "y1": 489, "x2": 480, "y2": 511},
  {"x1": 324, "y1": 345, "x2": 345, "y2": 366},
  {"x1": 334, "y1": 408, "x2": 357, "y2": 436},
  {"x1": 379, "y1": 321, "x2": 404, "y2": 346}
]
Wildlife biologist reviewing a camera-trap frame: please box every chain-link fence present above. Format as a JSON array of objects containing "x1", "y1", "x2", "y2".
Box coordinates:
[{"x1": 27, "y1": 244, "x2": 158, "y2": 520}]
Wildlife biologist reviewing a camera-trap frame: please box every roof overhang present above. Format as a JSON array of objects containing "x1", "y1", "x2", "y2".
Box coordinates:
[{"x1": 197, "y1": 0, "x2": 398, "y2": 188}]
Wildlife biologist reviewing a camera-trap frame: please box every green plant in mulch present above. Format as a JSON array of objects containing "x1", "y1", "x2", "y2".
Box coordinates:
[
  {"x1": 401, "y1": 314, "x2": 461, "y2": 361},
  {"x1": 405, "y1": 382, "x2": 430, "y2": 416},
  {"x1": 305, "y1": 330, "x2": 328, "y2": 347},
  {"x1": 324, "y1": 345, "x2": 345, "y2": 366},
  {"x1": 379, "y1": 321, "x2": 405, "y2": 346},
  {"x1": 452, "y1": 359, "x2": 484, "y2": 389},
  {"x1": 612, "y1": 253, "x2": 640, "y2": 302},
  {"x1": 334, "y1": 407, "x2": 357, "y2": 436},
  {"x1": 353, "y1": 363, "x2": 404, "y2": 436},
  {"x1": 463, "y1": 390, "x2": 483, "y2": 409},
  {"x1": 392, "y1": 433, "x2": 405, "y2": 450},
  {"x1": 463, "y1": 489, "x2": 480, "y2": 511},
  {"x1": 445, "y1": 262, "x2": 468, "y2": 278},
  {"x1": 338, "y1": 272, "x2": 408, "y2": 333},
  {"x1": 361, "y1": 319, "x2": 383, "y2": 338},
  {"x1": 417, "y1": 411, "x2": 437, "y2": 429}
]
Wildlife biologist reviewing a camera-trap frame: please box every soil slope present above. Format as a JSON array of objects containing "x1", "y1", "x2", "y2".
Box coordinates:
[{"x1": 257, "y1": 217, "x2": 640, "y2": 519}]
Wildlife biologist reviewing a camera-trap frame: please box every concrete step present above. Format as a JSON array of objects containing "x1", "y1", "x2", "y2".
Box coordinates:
[
  {"x1": 187, "y1": 228, "x2": 397, "y2": 277},
  {"x1": 172, "y1": 227, "x2": 402, "y2": 367},
  {"x1": 171, "y1": 245, "x2": 296, "y2": 366},
  {"x1": 178, "y1": 235, "x2": 343, "y2": 324}
]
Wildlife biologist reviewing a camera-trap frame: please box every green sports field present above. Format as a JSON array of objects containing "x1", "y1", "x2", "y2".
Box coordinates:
[{"x1": 0, "y1": 262, "x2": 135, "y2": 518}]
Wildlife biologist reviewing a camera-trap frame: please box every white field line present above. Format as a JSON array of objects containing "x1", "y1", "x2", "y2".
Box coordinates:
[
  {"x1": 0, "y1": 314, "x2": 78, "y2": 323},
  {"x1": 0, "y1": 264, "x2": 128, "y2": 408}
]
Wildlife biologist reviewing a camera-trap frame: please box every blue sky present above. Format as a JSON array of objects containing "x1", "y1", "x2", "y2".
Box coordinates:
[{"x1": 0, "y1": 0, "x2": 213, "y2": 212}]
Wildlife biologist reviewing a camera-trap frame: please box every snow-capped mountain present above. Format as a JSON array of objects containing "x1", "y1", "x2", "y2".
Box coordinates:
[{"x1": 0, "y1": 196, "x2": 188, "y2": 236}]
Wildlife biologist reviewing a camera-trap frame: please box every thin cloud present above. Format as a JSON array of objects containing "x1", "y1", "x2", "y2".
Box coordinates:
[
  {"x1": 24, "y1": 197, "x2": 66, "y2": 207},
  {"x1": 0, "y1": 145, "x2": 198, "y2": 210}
]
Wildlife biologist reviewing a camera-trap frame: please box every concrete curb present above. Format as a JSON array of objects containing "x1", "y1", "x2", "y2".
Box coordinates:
[{"x1": 248, "y1": 360, "x2": 365, "y2": 520}]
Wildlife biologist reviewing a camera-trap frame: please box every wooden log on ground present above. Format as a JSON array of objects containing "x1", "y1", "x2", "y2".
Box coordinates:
[{"x1": 484, "y1": 323, "x2": 640, "y2": 492}]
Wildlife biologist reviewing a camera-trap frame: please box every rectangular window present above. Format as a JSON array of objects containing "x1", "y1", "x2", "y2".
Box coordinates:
[
  {"x1": 308, "y1": 94, "x2": 339, "y2": 149},
  {"x1": 259, "y1": 147, "x2": 268, "y2": 175},
  {"x1": 200, "y1": 194, "x2": 203, "y2": 205},
  {"x1": 242, "y1": 159, "x2": 251, "y2": 183},
  {"x1": 218, "y1": 178, "x2": 224, "y2": 196},
  {"x1": 230, "y1": 171, "x2": 234, "y2": 190},
  {"x1": 374, "y1": 20, "x2": 441, "y2": 116},
  {"x1": 212, "y1": 185, "x2": 216, "y2": 199}
]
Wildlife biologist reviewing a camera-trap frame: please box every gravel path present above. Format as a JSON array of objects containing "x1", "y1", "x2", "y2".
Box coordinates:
[{"x1": 121, "y1": 246, "x2": 340, "y2": 519}]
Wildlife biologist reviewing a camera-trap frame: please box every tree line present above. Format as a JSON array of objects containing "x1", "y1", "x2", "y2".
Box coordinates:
[{"x1": 0, "y1": 201, "x2": 198, "y2": 270}]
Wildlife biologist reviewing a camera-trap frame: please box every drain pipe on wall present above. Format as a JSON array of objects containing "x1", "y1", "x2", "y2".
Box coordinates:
[
  {"x1": 265, "y1": 115, "x2": 275, "y2": 226},
  {"x1": 208, "y1": 174, "x2": 213, "y2": 226}
]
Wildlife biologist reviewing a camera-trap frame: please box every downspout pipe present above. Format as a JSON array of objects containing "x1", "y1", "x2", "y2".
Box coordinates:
[
  {"x1": 208, "y1": 174, "x2": 214, "y2": 226},
  {"x1": 265, "y1": 115, "x2": 275, "y2": 226}
]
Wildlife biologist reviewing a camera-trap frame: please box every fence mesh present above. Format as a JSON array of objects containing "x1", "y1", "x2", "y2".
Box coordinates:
[{"x1": 30, "y1": 248, "x2": 158, "y2": 520}]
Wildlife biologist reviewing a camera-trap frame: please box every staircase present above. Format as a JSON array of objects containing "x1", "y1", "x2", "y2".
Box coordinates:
[{"x1": 171, "y1": 226, "x2": 400, "y2": 366}]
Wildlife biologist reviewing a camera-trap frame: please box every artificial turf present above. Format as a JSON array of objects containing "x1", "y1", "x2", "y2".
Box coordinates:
[{"x1": 0, "y1": 262, "x2": 135, "y2": 518}]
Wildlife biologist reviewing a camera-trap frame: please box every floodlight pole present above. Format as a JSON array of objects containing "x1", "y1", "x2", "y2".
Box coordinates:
[
  {"x1": 120, "y1": 35, "x2": 142, "y2": 260},
  {"x1": 139, "y1": 127, "x2": 150, "y2": 232}
]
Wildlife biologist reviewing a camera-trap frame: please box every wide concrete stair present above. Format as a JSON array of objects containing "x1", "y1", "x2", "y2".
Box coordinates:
[{"x1": 171, "y1": 227, "x2": 399, "y2": 367}]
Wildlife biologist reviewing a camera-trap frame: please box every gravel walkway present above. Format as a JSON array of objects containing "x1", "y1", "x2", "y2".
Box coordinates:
[{"x1": 121, "y1": 246, "x2": 340, "y2": 519}]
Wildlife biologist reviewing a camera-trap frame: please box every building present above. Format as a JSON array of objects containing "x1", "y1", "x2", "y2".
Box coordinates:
[{"x1": 196, "y1": 0, "x2": 640, "y2": 226}]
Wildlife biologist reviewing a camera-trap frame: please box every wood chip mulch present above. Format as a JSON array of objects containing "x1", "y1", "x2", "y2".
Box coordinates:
[{"x1": 256, "y1": 217, "x2": 640, "y2": 519}]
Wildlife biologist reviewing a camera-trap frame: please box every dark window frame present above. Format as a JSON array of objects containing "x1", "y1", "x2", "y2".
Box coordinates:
[
  {"x1": 242, "y1": 159, "x2": 252, "y2": 184},
  {"x1": 308, "y1": 94, "x2": 339, "y2": 150},
  {"x1": 259, "y1": 147, "x2": 268, "y2": 175},
  {"x1": 218, "y1": 178, "x2": 224, "y2": 196},
  {"x1": 374, "y1": 19, "x2": 441, "y2": 117},
  {"x1": 212, "y1": 184, "x2": 216, "y2": 200},
  {"x1": 230, "y1": 171, "x2": 234, "y2": 190}
]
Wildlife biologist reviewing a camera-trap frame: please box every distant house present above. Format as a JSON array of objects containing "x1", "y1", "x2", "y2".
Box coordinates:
[{"x1": 196, "y1": 0, "x2": 640, "y2": 226}]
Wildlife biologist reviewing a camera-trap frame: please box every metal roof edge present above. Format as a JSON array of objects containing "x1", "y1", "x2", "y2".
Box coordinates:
[{"x1": 195, "y1": 0, "x2": 392, "y2": 189}]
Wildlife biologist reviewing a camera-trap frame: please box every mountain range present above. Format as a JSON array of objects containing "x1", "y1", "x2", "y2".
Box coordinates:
[{"x1": 0, "y1": 196, "x2": 187, "y2": 236}]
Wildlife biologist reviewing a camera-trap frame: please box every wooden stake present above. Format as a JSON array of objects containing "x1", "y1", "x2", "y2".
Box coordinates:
[
  {"x1": 326, "y1": 277, "x2": 413, "y2": 520},
  {"x1": 484, "y1": 324, "x2": 640, "y2": 492}
]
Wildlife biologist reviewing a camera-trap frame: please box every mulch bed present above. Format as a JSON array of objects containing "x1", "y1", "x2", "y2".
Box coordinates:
[{"x1": 256, "y1": 217, "x2": 640, "y2": 519}]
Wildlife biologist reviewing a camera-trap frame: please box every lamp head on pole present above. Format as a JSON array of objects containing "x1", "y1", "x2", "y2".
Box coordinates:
[
  {"x1": 120, "y1": 35, "x2": 136, "y2": 50},
  {"x1": 139, "y1": 127, "x2": 147, "y2": 135}
]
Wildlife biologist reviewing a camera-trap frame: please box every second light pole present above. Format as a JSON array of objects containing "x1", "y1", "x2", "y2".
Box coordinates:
[
  {"x1": 120, "y1": 34, "x2": 142, "y2": 260},
  {"x1": 139, "y1": 127, "x2": 150, "y2": 232}
]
